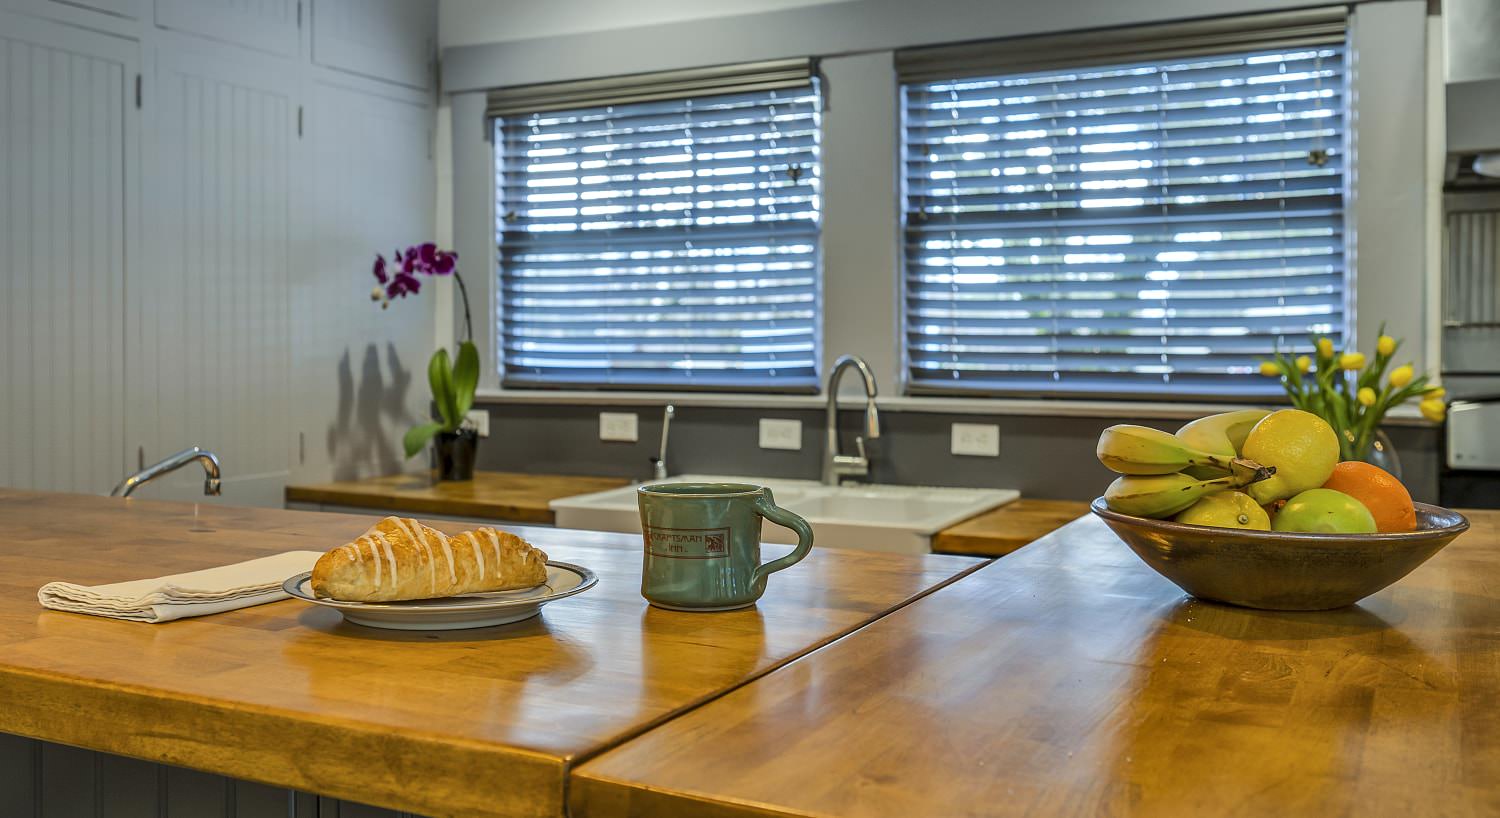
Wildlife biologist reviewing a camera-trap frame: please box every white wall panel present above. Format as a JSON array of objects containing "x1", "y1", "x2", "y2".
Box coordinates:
[
  {"x1": 154, "y1": 0, "x2": 300, "y2": 56},
  {"x1": 313, "y1": 0, "x2": 435, "y2": 90},
  {"x1": 0, "y1": 11, "x2": 133, "y2": 494},
  {"x1": 133, "y1": 42, "x2": 296, "y2": 504},
  {"x1": 293, "y1": 78, "x2": 435, "y2": 483}
]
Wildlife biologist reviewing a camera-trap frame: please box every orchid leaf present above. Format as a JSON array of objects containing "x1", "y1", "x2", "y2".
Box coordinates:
[
  {"x1": 403, "y1": 422, "x2": 445, "y2": 459},
  {"x1": 452, "y1": 341, "x2": 480, "y2": 423},
  {"x1": 428, "y1": 348, "x2": 459, "y2": 430}
]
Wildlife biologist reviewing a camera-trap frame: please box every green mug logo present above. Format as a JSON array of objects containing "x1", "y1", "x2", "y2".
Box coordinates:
[{"x1": 645, "y1": 526, "x2": 731, "y2": 559}]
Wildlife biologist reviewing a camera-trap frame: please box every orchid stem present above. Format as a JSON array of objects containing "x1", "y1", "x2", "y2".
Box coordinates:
[{"x1": 453, "y1": 271, "x2": 474, "y2": 344}]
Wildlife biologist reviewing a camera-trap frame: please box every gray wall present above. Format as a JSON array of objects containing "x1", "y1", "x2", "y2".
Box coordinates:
[{"x1": 473, "y1": 403, "x2": 1443, "y2": 504}]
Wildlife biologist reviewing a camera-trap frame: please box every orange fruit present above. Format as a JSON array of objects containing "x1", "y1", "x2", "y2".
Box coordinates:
[{"x1": 1320, "y1": 461, "x2": 1416, "y2": 533}]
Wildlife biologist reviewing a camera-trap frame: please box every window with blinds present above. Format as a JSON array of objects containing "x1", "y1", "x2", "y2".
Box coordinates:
[
  {"x1": 901, "y1": 42, "x2": 1347, "y2": 398},
  {"x1": 494, "y1": 81, "x2": 822, "y2": 390}
]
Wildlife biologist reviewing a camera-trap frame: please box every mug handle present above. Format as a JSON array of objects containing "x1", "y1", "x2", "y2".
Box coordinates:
[{"x1": 751, "y1": 488, "x2": 814, "y2": 588}]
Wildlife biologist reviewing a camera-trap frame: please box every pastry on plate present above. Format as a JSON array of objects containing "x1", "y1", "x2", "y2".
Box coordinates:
[{"x1": 311, "y1": 516, "x2": 548, "y2": 602}]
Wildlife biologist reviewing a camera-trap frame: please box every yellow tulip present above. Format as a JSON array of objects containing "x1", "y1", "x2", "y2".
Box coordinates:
[
  {"x1": 1316, "y1": 337, "x2": 1335, "y2": 359},
  {"x1": 1259, "y1": 360, "x2": 1282, "y2": 377},
  {"x1": 1357, "y1": 387, "x2": 1376, "y2": 407},
  {"x1": 1295, "y1": 355, "x2": 1311, "y2": 373},
  {"x1": 1425, "y1": 385, "x2": 1445, "y2": 399},
  {"x1": 1388, "y1": 364, "x2": 1413, "y2": 388},
  {"x1": 1420, "y1": 398, "x2": 1447, "y2": 423},
  {"x1": 1377, "y1": 335, "x2": 1396, "y2": 356},
  {"x1": 1339, "y1": 352, "x2": 1366, "y2": 370}
]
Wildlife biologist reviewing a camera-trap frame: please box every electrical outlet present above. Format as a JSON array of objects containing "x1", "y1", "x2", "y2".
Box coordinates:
[
  {"x1": 951, "y1": 423, "x2": 1000, "y2": 457},
  {"x1": 599, "y1": 412, "x2": 639, "y2": 442},
  {"x1": 466, "y1": 409, "x2": 490, "y2": 438},
  {"x1": 759, "y1": 418, "x2": 803, "y2": 451}
]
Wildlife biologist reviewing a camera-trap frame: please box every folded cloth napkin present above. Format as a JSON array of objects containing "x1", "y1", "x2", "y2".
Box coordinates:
[{"x1": 37, "y1": 551, "x2": 325, "y2": 623}]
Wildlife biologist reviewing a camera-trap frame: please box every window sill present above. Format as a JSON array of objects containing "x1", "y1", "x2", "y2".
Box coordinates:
[{"x1": 473, "y1": 389, "x2": 1435, "y2": 425}]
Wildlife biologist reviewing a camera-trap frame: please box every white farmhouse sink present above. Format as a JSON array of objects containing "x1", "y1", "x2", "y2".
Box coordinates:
[{"x1": 551, "y1": 475, "x2": 1019, "y2": 555}]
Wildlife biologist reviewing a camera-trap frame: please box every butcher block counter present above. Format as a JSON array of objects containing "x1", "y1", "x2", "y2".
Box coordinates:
[
  {"x1": 0, "y1": 489, "x2": 982, "y2": 818},
  {"x1": 284, "y1": 470, "x2": 631, "y2": 525},
  {"x1": 572, "y1": 510, "x2": 1500, "y2": 818},
  {"x1": 286, "y1": 471, "x2": 1086, "y2": 557}
]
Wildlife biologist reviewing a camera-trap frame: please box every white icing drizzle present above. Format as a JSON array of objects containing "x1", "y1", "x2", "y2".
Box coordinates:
[
  {"x1": 394, "y1": 517, "x2": 437, "y2": 595},
  {"x1": 361, "y1": 536, "x2": 381, "y2": 587},
  {"x1": 436, "y1": 530, "x2": 458, "y2": 585},
  {"x1": 465, "y1": 531, "x2": 486, "y2": 578},
  {"x1": 343, "y1": 544, "x2": 357, "y2": 561},
  {"x1": 368, "y1": 529, "x2": 398, "y2": 588},
  {"x1": 484, "y1": 529, "x2": 503, "y2": 577}
]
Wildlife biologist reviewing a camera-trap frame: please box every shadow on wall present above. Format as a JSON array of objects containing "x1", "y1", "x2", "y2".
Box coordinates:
[{"x1": 327, "y1": 343, "x2": 416, "y2": 480}]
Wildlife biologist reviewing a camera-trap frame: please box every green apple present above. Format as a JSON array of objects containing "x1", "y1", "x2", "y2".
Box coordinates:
[{"x1": 1272, "y1": 488, "x2": 1377, "y2": 534}]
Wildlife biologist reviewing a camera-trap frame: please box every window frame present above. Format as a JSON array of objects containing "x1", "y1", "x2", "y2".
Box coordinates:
[
  {"x1": 452, "y1": 4, "x2": 1433, "y2": 410},
  {"x1": 487, "y1": 71, "x2": 826, "y2": 393},
  {"x1": 894, "y1": 27, "x2": 1352, "y2": 400}
]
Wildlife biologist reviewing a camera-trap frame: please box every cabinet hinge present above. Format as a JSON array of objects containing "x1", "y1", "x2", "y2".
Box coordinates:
[
  {"x1": 297, "y1": 106, "x2": 303, "y2": 138},
  {"x1": 134, "y1": 74, "x2": 142, "y2": 109}
]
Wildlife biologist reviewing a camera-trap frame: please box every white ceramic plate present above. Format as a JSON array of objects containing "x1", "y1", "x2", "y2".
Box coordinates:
[{"x1": 282, "y1": 561, "x2": 597, "y2": 630}]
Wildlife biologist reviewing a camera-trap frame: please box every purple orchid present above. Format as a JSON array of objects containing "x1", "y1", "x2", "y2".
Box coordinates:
[{"x1": 370, "y1": 243, "x2": 472, "y2": 341}]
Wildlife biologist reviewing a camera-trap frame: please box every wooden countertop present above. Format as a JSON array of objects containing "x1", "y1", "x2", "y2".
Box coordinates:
[
  {"x1": 573, "y1": 510, "x2": 1500, "y2": 818},
  {"x1": 284, "y1": 471, "x2": 630, "y2": 524},
  {"x1": 0, "y1": 489, "x2": 982, "y2": 818},
  {"x1": 931, "y1": 498, "x2": 1090, "y2": 557},
  {"x1": 288, "y1": 471, "x2": 1085, "y2": 555}
]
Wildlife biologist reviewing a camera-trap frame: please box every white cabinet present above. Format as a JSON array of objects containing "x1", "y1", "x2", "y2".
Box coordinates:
[
  {"x1": 50, "y1": 0, "x2": 144, "y2": 19},
  {"x1": 313, "y1": 0, "x2": 436, "y2": 90},
  {"x1": 0, "y1": 11, "x2": 135, "y2": 494},
  {"x1": 292, "y1": 79, "x2": 435, "y2": 483},
  {"x1": 132, "y1": 44, "x2": 297, "y2": 504},
  {"x1": 154, "y1": 0, "x2": 300, "y2": 57}
]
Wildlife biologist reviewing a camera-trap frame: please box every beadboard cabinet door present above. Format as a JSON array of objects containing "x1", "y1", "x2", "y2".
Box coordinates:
[
  {"x1": 0, "y1": 10, "x2": 136, "y2": 494},
  {"x1": 312, "y1": 0, "x2": 436, "y2": 91},
  {"x1": 131, "y1": 40, "x2": 297, "y2": 505},
  {"x1": 292, "y1": 77, "x2": 435, "y2": 485},
  {"x1": 154, "y1": 0, "x2": 300, "y2": 57}
]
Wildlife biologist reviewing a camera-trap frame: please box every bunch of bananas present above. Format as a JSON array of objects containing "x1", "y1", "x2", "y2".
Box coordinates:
[{"x1": 1098, "y1": 410, "x2": 1277, "y2": 518}]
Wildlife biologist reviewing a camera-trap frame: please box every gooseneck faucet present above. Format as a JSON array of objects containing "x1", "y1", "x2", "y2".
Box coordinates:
[
  {"x1": 822, "y1": 355, "x2": 881, "y2": 485},
  {"x1": 111, "y1": 447, "x2": 222, "y2": 498},
  {"x1": 650, "y1": 404, "x2": 675, "y2": 481}
]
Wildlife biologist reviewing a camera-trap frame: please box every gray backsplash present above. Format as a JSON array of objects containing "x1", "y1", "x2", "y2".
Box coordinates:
[{"x1": 473, "y1": 403, "x2": 1442, "y2": 504}]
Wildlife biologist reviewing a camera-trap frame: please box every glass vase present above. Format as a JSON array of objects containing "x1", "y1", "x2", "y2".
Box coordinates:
[{"x1": 1358, "y1": 428, "x2": 1402, "y2": 480}]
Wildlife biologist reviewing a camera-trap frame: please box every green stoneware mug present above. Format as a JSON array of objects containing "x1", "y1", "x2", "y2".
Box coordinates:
[{"x1": 637, "y1": 483, "x2": 814, "y2": 611}]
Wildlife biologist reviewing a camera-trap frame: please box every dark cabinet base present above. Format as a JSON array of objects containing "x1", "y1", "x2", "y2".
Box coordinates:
[{"x1": 0, "y1": 733, "x2": 427, "y2": 818}]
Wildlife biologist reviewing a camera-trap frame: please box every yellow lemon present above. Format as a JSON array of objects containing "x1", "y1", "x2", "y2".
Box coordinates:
[
  {"x1": 1174, "y1": 491, "x2": 1271, "y2": 531},
  {"x1": 1242, "y1": 409, "x2": 1340, "y2": 504}
]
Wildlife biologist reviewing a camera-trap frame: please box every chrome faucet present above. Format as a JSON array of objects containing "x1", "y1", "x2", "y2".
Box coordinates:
[
  {"x1": 650, "y1": 404, "x2": 675, "y2": 481},
  {"x1": 822, "y1": 355, "x2": 881, "y2": 485},
  {"x1": 111, "y1": 447, "x2": 222, "y2": 498}
]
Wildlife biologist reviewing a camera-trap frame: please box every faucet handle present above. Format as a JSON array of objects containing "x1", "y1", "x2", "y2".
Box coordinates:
[{"x1": 854, "y1": 435, "x2": 867, "y2": 462}]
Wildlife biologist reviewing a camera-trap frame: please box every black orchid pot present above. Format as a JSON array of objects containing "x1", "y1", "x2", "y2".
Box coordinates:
[{"x1": 434, "y1": 429, "x2": 478, "y2": 481}]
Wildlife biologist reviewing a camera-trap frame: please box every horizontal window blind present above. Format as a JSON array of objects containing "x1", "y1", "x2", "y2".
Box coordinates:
[
  {"x1": 901, "y1": 41, "x2": 1348, "y2": 398},
  {"x1": 496, "y1": 81, "x2": 822, "y2": 390}
]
